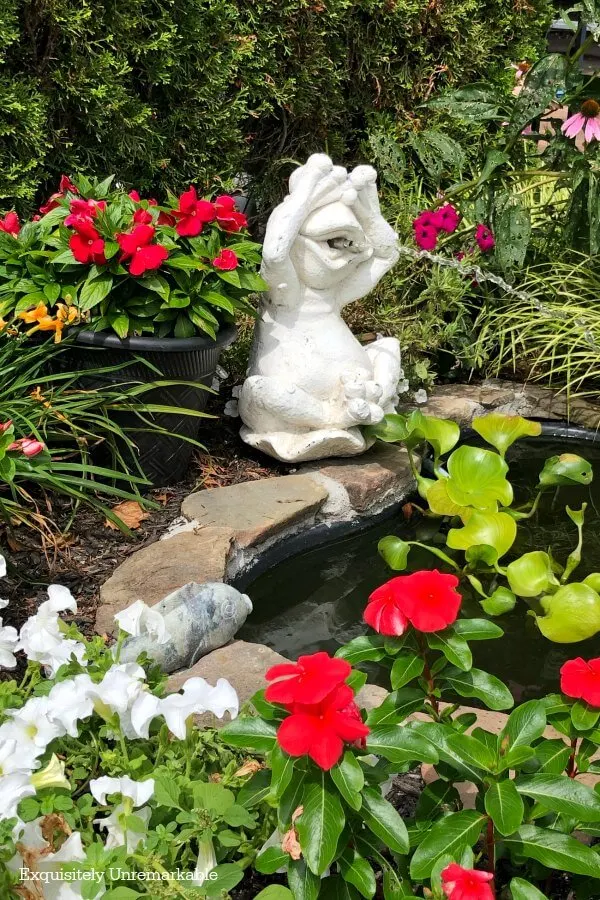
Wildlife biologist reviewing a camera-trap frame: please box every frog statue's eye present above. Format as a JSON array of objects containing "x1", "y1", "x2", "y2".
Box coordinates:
[{"x1": 327, "y1": 236, "x2": 367, "y2": 253}]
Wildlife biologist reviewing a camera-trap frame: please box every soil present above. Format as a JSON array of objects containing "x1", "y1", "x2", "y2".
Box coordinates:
[{"x1": 0, "y1": 390, "x2": 289, "y2": 641}]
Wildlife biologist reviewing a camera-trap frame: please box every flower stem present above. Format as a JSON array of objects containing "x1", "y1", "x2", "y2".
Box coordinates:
[
  {"x1": 417, "y1": 634, "x2": 439, "y2": 718},
  {"x1": 567, "y1": 737, "x2": 579, "y2": 778},
  {"x1": 486, "y1": 815, "x2": 496, "y2": 897}
]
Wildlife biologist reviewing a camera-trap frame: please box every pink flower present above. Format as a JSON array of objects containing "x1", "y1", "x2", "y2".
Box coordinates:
[
  {"x1": 432, "y1": 204, "x2": 460, "y2": 234},
  {"x1": 562, "y1": 100, "x2": 600, "y2": 143},
  {"x1": 0, "y1": 420, "x2": 13, "y2": 433},
  {"x1": 0, "y1": 212, "x2": 20, "y2": 236},
  {"x1": 8, "y1": 438, "x2": 45, "y2": 458},
  {"x1": 413, "y1": 211, "x2": 439, "y2": 250},
  {"x1": 441, "y1": 864, "x2": 494, "y2": 900},
  {"x1": 475, "y1": 224, "x2": 495, "y2": 252},
  {"x1": 212, "y1": 249, "x2": 239, "y2": 271}
]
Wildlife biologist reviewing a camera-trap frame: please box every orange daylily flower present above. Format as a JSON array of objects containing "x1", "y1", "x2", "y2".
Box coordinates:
[{"x1": 19, "y1": 303, "x2": 49, "y2": 324}]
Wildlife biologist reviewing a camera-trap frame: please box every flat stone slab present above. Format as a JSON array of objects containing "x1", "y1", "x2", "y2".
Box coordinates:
[
  {"x1": 305, "y1": 443, "x2": 415, "y2": 513},
  {"x1": 96, "y1": 527, "x2": 234, "y2": 636},
  {"x1": 181, "y1": 474, "x2": 328, "y2": 547}
]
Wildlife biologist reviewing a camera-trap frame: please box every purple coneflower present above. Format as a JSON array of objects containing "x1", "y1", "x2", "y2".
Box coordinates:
[{"x1": 562, "y1": 99, "x2": 600, "y2": 143}]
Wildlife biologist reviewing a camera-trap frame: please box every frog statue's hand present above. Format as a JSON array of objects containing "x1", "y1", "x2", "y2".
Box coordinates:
[
  {"x1": 349, "y1": 165, "x2": 399, "y2": 263},
  {"x1": 261, "y1": 154, "x2": 347, "y2": 301}
]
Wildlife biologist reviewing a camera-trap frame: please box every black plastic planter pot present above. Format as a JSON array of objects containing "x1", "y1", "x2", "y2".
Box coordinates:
[{"x1": 66, "y1": 326, "x2": 237, "y2": 486}]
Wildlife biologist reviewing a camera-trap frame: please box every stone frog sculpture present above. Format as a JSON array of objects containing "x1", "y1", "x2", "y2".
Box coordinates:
[{"x1": 239, "y1": 153, "x2": 401, "y2": 463}]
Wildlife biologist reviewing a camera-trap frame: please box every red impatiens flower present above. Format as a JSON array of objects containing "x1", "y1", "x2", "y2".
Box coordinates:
[
  {"x1": 8, "y1": 437, "x2": 45, "y2": 458},
  {"x1": 133, "y1": 207, "x2": 154, "y2": 225},
  {"x1": 560, "y1": 657, "x2": 600, "y2": 707},
  {"x1": 117, "y1": 224, "x2": 169, "y2": 276},
  {"x1": 365, "y1": 569, "x2": 462, "y2": 635},
  {"x1": 59, "y1": 175, "x2": 78, "y2": 194},
  {"x1": 265, "y1": 650, "x2": 350, "y2": 706},
  {"x1": 441, "y1": 864, "x2": 494, "y2": 900},
  {"x1": 69, "y1": 220, "x2": 106, "y2": 265},
  {"x1": 158, "y1": 210, "x2": 176, "y2": 227},
  {"x1": 0, "y1": 212, "x2": 20, "y2": 237},
  {"x1": 276, "y1": 683, "x2": 369, "y2": 770},
  {"x1": 432, "y1": 204, "x2": 460, "y2": 234},
  {"x1": 214, "y1": 195, "x2": 248, "y2": 232},
  {"x1": 128, "y1": 190, "x2": 141, "y2": 202},
  {"x1": 212, "y1": 249, "x2": 239, "y2": 271},
  {"x1": 413, "y1": 211, "x2": 439, "y2": 251},
  {"x1": 64, "y1": 198, "x2": 106, "y2": 227},
  {"x1": 475, "y1": 224, "x2": 495, "y2": 252},
  {"x1": 172, "y1": 186, "x2": 216, "y2": 237},
  {"x1": 39, "y1": 175, "x2": 79, "y2": 215}
]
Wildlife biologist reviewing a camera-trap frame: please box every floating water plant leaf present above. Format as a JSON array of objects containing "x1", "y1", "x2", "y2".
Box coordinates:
[
  {"x1": 583, "y1": 573, "x2": 600, "y2": 592},
  {"x1": 378, "y1": 536, "x2": 410, "y2": 571},
  {"x1": 445, "y1": 446, "x2": 512, "y2": 509},
  {"x1": 481, "y1": 586, "x2": 517, "y2": 616},
  {"x1": 472, "y1": 412, "x2": 541, "y2": 457},
  {"x1": 426, "y1": 478, "x2": 469, "y2": 517},
  {"x1": 538, "y1": 454, "x2": 593, "y2": 488},
  {"x1": 506, "y1": 551, "x2": 559, "y2": 598},
  {"x1": 536, "y1": 583, "x2": 600, "y2": 643},
  {"x1": 365, "y1": 413, "x2": 411, "y2": 444},
  {"x1": 408, "y1": 410, "x2": 460, "y2": 460},
  {"x1": 447, "y1": 510, "x2": 517, "y2": 560}
]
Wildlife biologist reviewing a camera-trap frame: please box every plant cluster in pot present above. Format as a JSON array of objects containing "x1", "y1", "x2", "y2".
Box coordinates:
[{"x1": 0, "y1": 176, "x2": 266, "y2": 484}]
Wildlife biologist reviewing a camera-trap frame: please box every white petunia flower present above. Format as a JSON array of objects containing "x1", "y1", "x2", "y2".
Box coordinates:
[
  {"x1": 17, "y1": 584, "x2": 86, "y2": 675},
  {"x1": 89, "y1": 663, "x2": 146, "y2": 717},
  {"x1": 47, "y1": 674, "x2": 95, "y2": 737},
  {"x1": 0, "y1": 772, "x2": 35, "y2": 821},
  {"x1": 0, "y1": 553, "x2": 6, "y2": 578},
  {"x1": 91, "y1": 775, "x2": 155, "y2": 852},
  {"x1": 95, "y1": 802, "x2": 151, "y2": 852},
  {"x1": 30, "y1": 755, "x2": 70, "y2": 791},
  {"x1": 90, "y1": 775, "x2": 155, "y2": 807},
  {"x1": 0, "y1": 738, "x2": 39, "y2": 776},
  {"x1": 192, "y1": 837, "x2": 217, "y2": 885},
  {"x1": 0, "y1": 621, "x2": 18, "y2": 668},
  {"x1": 129, "y1": 691, "x2": 162, "y2": 739},
  {"x1": 9, "y1": 819, "x2": 101, "y2": 900},
  {"x1": 2, "y1": 696, "x2": 66, "y2": 751},
  {"x1": 114, "y1": 599, "x2": 170, "y2": 644},
  {"x1": 160, "y1": 677, "x2": 238, "y2": 740}
]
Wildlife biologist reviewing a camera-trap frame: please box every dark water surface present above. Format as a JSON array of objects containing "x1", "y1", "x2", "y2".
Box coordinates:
[{"x1": 240, "y1": 437, "x2": 600, "y2": 700}]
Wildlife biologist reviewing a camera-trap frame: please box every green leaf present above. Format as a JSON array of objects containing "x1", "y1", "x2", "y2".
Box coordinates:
[
  {"x1": 391, "y1": 652, "x2": 425, "y2": 689},
  {"x1": 415, "y1": 781, "x2": 460, "y2": 825},
  {"x1": 174, "y1": 313, "x2": 196, "y2": 338},
  {"x1": 360, "y1": 787, "x2": 409, "y2": 854},
  {"x1": 440, "y1": 666, "x2": 514, "y2": 710},
  {"x1": 409, "y1": 410, "x2": 460, "y2": 459},
  {"x1": 366, "y1": 413, "x2": 412, "y2": 444},
  {"x1": 78, "y1": 273, "x2": 113, "y2": 311},
  {"x1": 531, "y1": 739, "x2": 571, "y2": 775},
  {"x1": 504, "y1": 825, "x2": 600, "y2": 877},
  {"x1": 535, "y1": 583, "x2": 600, "y2": 643},
  {"x1": 485, "y1": 780, "x2": 524, "y2": 836},
  {"x1": 296, "y1": 773, "x2": 345, "y2": 875},
  {"x1": 409, "y1": 811, "x2": 486, "y2": 880},
  {"x1": 192, "y1": 782, "x2": 234, "y2": 813},
  {"x1": 510, "y1": 878, "x2": 549, "y2": 900},
  {"x1": 507, "y1": 551, "x2": 558, "y2": 598},
  {"x1": 255, "y1": 846, "x2": 289, "y2": 875},
  {"x1": 331, "y1": 751, "x2": 364, "y2": 811},
  {"x1": 479, "y1": 149, "x2": 510, "y2": 182},
  {"x1": 318, "y1": 876, "x2": 361, "y2": 900},
  {"x1": 452, "y1": 619, "x2": 504, "y2": 641},
  {"x1": 426, "y1": 478, "x2": 469, "y2": 517},
  {"x1": 270, "y1": 743, "x2": 294, "y2": 799},
  {"x1": 539, "y1": 454, "x2": 593, "y2": 488},
  {"x1": 444, "y1": 731, "x2": 497, "y2": 772},
  {"x1": 378, "y1": 536, "x2": 410, "y2": 571},
  {"x1": 203, "y1": 863, "x2": 244, "y2": 897},
  {"x1": 220, "y1": 716, "x2": 277, "y2": 752},
  {"x1": 108, "y1": 310, "x2": 129, "y2": 338},
  {"x1": 153, "y1": 775, "x2": 182, "y2": 810},
  {"x1": 237, "y1": 769, "x2": 272, "y2": 808},
  {"x1": 141, "y1": 273, "x2": 170, "y2": 300},
  {"x1": 427, "y1": 83, "x2": 502, "y2": 122},
  {"x1": 472, "y1": 413, "x2": 541, "y2": 457},
  {"x1": 509, "y1": 54, "x2": 566, "y2": 132},
  {"x1": 366, "y1": 688, "x2": 426, "y2": 726},
  {"x1": 426, "y1": 630, "x2": 472, "y2": 671},
  {"x1": 515, "y1": 774, "x2": 600, "y2": 822},
  {"x1": 481, "y1": 587, "x2": 517, "y2": 616},
  {"x1": 279, "y1": 771, "x2": 306, "y2": 829},
  {"x1": 409, "y1": 721, "x2": 486, "y2": 781},
  {"x1": 501, "y1": 700, "x2": 547, "y2": 750},
  {"x1": 446, "y1": 445, "x2": 513, "y2": 509},
  {"x1": 43, "y1": 282, "x2": 61, "y2": 303},
  {"x1": 448, "y1": 510, "x2": 516, "y2": 561},
  {"x1": 571, "y1": 700, "x2": 600, "y2": 731},
  {"x1": 408, "y1": 129, "x2": 466, "y2": 181},
  {"x1": 287, "y1": 859, "x2": 320, "y2": 900},
  {"x1": 366, "y1": 725, "x2": 439, "y2": 765},
  {"x1": 336, "y1": 635, "x2": 386, "y2": 665},
  {"x1": 493, "y1": 192, "x2": 531, "y2": 273},
  {"x1": 254, "y1": 888, "x2": 294, "y2": 900},
  {"x1": 340, "y1": 849, "x2": 377, "y2": 899}
]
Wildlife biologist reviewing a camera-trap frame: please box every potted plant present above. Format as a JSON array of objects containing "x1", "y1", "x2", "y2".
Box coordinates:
[{"x1": 0, "y1": 176, "x2": 265, "y2": 483}]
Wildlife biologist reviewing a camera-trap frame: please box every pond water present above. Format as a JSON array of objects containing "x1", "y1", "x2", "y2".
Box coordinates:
[{"x1": 239, "y1": 435, "x2": 600, "y2": 701}]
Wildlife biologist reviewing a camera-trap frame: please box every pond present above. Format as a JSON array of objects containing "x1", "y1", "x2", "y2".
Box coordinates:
[{"x1": 239, "y1": 434, "x2": 600, "y2": 702}]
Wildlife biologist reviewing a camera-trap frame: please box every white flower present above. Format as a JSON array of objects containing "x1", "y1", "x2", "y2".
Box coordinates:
[
  {"x1": 90, "y1": 775, "x2": 155, "y2": 807},
  {"x1": 0, "y1": 773, "x2": 35, "y2": 821},
  {"x1": 47, "y1": 674, "x2": 95, "y2": 737},
  {"x1": 0, "y1": 553, "x2": 6, "y2": 578},
  {"x1": 17, "y1": 584, "x2": 86, "y2": 675},
  {"x1": 30, "y1": 755, "x2": 70, "y2": 791},
  {"x1": 129, "y1": 691, "x2": 162, "y2": 739},
  {"x1": 160, "y1": 677, "x2": 238, "y2": 740},
  {"x1": 114, "y1": 599, "x2": 170, "y2": 644},
  {"x1": 193, "y1": 837, "x2": 217, "y2": 885},
  {"x1": 414, "y1": 388, "x2": 428, "y2": 405},
  {"x1": 9, "y1": 819, "x2": 101, "y2": 899},
  {"x1": 0, "y1": 621, "x2": 18, "y2": 668},
  {"x1": 2, "y1": 696, "x2": 66, "y2": 752},
  {"x1": 91, "y1": 775, "x2": 154, "y2": 853},
  {"x1": 89, "y1": 663, "x2": 146, "y2": 717},
  {"x1": 0, "y1": 738, "x2": 38, "y2": 776}
]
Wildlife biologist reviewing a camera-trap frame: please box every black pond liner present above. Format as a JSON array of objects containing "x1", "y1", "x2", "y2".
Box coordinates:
[
  {"x1": 234, "y1": 419, "x2": 600, "y2": 698},
  {"x1": 64, "y1": 325, "x2": 237, "y2": 486}
]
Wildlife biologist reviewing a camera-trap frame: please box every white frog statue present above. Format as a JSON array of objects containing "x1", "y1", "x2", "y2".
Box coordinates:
[{"x1": 239, "y1": 153, "x2": 401, "y2": 463}]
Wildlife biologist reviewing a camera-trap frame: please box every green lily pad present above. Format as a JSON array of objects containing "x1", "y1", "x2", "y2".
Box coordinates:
[
  {"x1": 448, "y1": 510, "x2": 517, "y2": 561},
  {"x1": 446, "y1": 445, "x2": 513, "y2": 510},
  {"x1": 507, "y1": 551, "x2": 559, "y2": 598},
  {"x1": 539, "y1": 454, "x2": 593, "y2": 488},
  {"x1": 536, "y1": 583, "x2": 600, "y2": 643},
  {"x1": 472, "y1": 412, "x2": 542, "y2": 457}
]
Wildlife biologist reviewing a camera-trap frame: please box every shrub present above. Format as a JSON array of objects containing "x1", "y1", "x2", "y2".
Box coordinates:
[{"x1": 0, "y1": 0, "x2": 552, "y2": 213}]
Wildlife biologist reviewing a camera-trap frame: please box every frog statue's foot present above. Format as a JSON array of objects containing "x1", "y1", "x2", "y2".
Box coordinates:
[{"x1": 240, "y1": 425, "x2": 374, "y2": 464}]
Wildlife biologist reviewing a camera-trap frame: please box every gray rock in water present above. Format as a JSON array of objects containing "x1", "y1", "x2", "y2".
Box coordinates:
[{"x1": 119, "y1": 582, "x2": 253, "y2": 673}]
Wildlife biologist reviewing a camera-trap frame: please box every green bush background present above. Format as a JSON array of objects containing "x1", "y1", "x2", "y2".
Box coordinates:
[{"x1": 1, "y1": 0, "x2": 552, "y2": 213}]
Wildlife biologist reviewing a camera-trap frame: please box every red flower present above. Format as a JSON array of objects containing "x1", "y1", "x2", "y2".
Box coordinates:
[
  {"x1": 212, "y1": 249, "x2": 239, "y2": 271},
  {"x1": 172, "y1": 186, "x2": 216, "y2": 237},
  {"x1": 133, "y1": 207, "x2": 153, "y2": 225},
  {"x1": 0, "y1": 212, "x2": 20, "y2": 237},
  {"x1": 59, "y1": 175, "x2": 78, "y2": 194},
  {"x1": 413, "y1": 212, "x2": 439, "y2": 251},
  {"x1": 214, "y1": 195, "x2": 248, "y2": 232},
  {"x1": 69, "y1": 220, "x2": 106, "y2": 265},
  {"x1": 64, "y1": 198, "x2": 106, "y2": 226},
  {"x1": 432, "y1": 204, "x2": 460, "y2": 234},
  {"x1": 265, "y1": 651, "x2": 350, "y2": 706},
  {"x1": 129, "y1": 190, "x2": 141, "y2": 202},
  {"x1": 475, "y1": 224, "x2": 495, "y2": 252},
  {"x1": 8, "y1": 437, "x2": 45, "y2": 458},
  {"x1": 560, "y1": 657, "x2": 600, "y2": 707},
  {"x1": 365, "y1": 570, "x2": 462, "y2": 635},
  {"x1": 276, "y1": 684, "x2": 369, "y2": 770},
  {"x1": 158, "y1": 210, "x2": 176, "y2": 227},
  {"x1": 0, "y1": 420, "x2": 13, "y2": 433},
  {"x1": 40, "y1": 176, "x2": 79, "y2": 215},
  {"x1": 117, "y1": 224, "x2": 169, "y2": 276},
  {"x1": 441, "y1": 864, "x2": 494, "y2": 900}
]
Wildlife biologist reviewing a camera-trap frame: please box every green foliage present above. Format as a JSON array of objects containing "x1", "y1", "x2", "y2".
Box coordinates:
[{"x1": 0, "y1": 0, "x2": 553, "y2": 212}]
